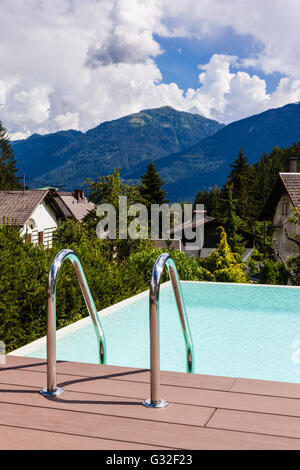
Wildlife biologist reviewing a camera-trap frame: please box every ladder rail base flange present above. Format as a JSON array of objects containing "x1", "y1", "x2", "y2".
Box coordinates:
[
  {"x1": 40, "y1": 387, "x2": 64, "y2": 397},
  {"x1": 143, "y1": 398, "x2": 168, "y2": 408}
]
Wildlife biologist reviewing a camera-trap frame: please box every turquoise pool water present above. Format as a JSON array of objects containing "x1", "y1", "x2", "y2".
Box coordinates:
[{"x1": 22, "y1": 282, "x2": 300, "y2": 383}]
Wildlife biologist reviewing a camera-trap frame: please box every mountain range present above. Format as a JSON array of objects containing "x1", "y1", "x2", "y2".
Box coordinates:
[
  {"x1": 13, "y1": 107, "x2": 222, "y2": 195},
  {"x1": 12, "y1": 102, "x2": 300, "y2": 201}
]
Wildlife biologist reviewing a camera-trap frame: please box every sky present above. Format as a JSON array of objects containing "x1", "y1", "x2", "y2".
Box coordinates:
[{"x1": 1, "y1": 0, "x2": 300, "y2": 140}]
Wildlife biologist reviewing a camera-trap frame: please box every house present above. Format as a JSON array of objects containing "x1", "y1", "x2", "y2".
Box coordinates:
[
  {"x1": 0, "y1": 188, "x2": 96, "y2": 246},
  {"x1": 160, "y1": 213, "x2": 254, "y2": 260},
  {"x1": 0, "y1": 189, "x2": 69, "y2": 247},
  {"x1": 260, "y1": 157, "x2": 300, "y2": 260},
  {"x1": 52, "y1": 189, "x2": 95, "y2": 222}
]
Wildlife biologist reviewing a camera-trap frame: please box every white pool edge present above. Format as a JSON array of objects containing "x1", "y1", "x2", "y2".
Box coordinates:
[
  {"x1": 9, "y1": 282, "x2": 171, "y2": 357},
  {"x1": 9, "y1": 280, "x2": 299, "y2": 357}
]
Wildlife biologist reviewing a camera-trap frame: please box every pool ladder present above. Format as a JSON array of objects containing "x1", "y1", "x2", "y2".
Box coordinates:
[
  {"x1": 143, "y1": 253, "x2": 194, "y2": 408},
  {"x1": 40, "y1": 249, "x2": 106, "y2": 396},
  {"x1": 41, "y1": 250, "x2": 194, "y2": 409}
]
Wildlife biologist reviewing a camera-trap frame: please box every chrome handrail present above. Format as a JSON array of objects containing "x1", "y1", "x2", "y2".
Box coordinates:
[
  {"x1": 40, "y1": 249, "x2": 106, "y2": 396},
  {"x1": 143, "y1": 253, "x2": 194, "y2": 408}
]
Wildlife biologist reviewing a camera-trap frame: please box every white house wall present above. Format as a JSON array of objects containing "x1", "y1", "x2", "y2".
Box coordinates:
[
  {"x1": 273, "y1": 195, "x2": 300, "y2": 260},
  {"x1": 20, "y1": 199, "x2": 59, "y2": 247}
]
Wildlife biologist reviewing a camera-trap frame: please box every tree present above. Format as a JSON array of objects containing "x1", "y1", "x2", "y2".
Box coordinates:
[
  {"x1": 249, "y1": 146, "x2": 285, "y2": 218},
  {"x1": 218, "y1": 183, "x2": 245, "y2": 254},
  {"x1": 86, "y1": 168, "x2": 141, "y2": 207},
  {"x1": 228, "y1": 149, "x2": 250, "y2": 219},
  {"x1": 140, "y1": 161, "x2": 168, "y2": 208},
  {"x1": 194, "y1": 184, "x2": 220, "y2": 217},
  {"x1": 84, "y1": 168, "x2": 151, "y2": 259},
  {"x1": 84, "y1": 168, "x2": 144, "y2": 230},
  {"x1": 192, "y1": 142, "x2": 300, "y2": 231},
  {"x1": 0, "y1": 121, "x2": 20, "y2": 190},
  {"x1": 210, "y1": 184, "x2": 221, "y2": 217},
  {"x1": 198, "y1": 226, "x2": 247, "y2": 283}
]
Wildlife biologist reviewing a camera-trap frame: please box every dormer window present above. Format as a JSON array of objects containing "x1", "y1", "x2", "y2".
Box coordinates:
[{"x1": 281, "y1": 197, "x2": 287, "y2": 216}]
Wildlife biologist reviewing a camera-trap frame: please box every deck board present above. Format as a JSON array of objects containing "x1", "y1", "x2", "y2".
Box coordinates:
[
  {"x1": 0, "y1": 424, "x2": 166, "y2": 450},
  {"x1": 0, "y1": 383, "x2": 215, "y2": 427},
  {"x1": 5, "y1": 355, "x2": 236, "y2": 391},
  {"x1": 231, "y1": 377, "x2": 300, "y2": 399},
  {"x1": 207, "y1": 408, "x2": 300, "y2": 440},
  {"x1": 3, "y1": 367, "x2": 300, "y2": 418},
  {"x1": 2, "y1": 356, "x2": 300, "y2": 449}
]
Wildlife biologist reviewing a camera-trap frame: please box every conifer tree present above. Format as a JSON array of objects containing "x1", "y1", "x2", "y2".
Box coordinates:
[
  {"x1": 194, "y1": 189, "x2": 210, "y2": 214},
  {"x1": 0, "y1": 122, "x2": 20, "y2": 190},
  {"x1": 210, "y1": 184, "x2": 221, "y2": 217},
  {"x1": 256, "y1": 147, "x2": 285, "y2": 205},
  {"x1": 218, "y1": 183, "x2": 245, "y2": 254},
  {"x1": 198, "y1": 226, "x2": 247, "y2": 283},
  {"x1": 194, "y1": 184, "x2": 220, "y2": 217},
  {"x1": 140, "y1": 161, "x2": 168, "y2": 208},
  {"x1": 228, "y1": 149, "x2": 250, "y2": 219}
]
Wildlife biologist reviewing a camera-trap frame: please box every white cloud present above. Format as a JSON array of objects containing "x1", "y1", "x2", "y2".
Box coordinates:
[
  {"x1": 86, "y1": 0, "x2": 163, "y2": 66},
  {"x1": 162, "y1": 0, "x2": 300, "y2": 78},
  {"x1": 0, "y1": 81, "x2": 6, "y2": 106},
  {"x1": 54, "y1": 111, "x2": 80, "y2": 131},
  {"x1": 184, "y1": 55, "x2": 271, "y2": 123},
  {"x1": 0, "y1": 0, "x2": 300, "y2": 140},
  {"x1": 269, "y1": 78, "x2": 300, "y2": 109},
  {"x1": 197, "y1": 55, "x2": 237, "y2": 117},
  {"x1": 178, "y1": 55, "x2": 300, "y2": 124},
  {"x1": 2, "y1": 85, "x2": 52, "y2": 139}
]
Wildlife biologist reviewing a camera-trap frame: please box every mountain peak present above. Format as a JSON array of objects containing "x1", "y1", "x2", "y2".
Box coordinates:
[
  {"x1": 12, "y1": 102, "x2": 300, "y2": 200},
  {"x1": 13, "y1": 107, "x2": 223, "y2": 192}
]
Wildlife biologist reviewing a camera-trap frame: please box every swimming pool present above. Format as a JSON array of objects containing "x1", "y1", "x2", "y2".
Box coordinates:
[{"x1": 11, "y1": 281, "x2": 300, "y2": 383}]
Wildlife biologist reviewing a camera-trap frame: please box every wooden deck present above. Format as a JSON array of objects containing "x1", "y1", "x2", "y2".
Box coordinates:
[{"x1": 2, "y1": 355, "x2": 300, "y2": 449}]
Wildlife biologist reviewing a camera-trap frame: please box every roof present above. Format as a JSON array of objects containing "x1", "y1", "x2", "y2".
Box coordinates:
[
  {"x1": 169, "y1": 215, "x2": 255, "y2": 246},
  {"x1": 56, "y1": 193, "x2": 95, "y2": 222},
  {"x1": 52, "y1": 193, "x2": 75, "y2": 219},
  {"x1": 170, "y1": 215, "x2": 216, "y2": 235},
  {"x1": 261, "y1": 173, "x2": 300, "y2": 219},
  {"x1": 0, "y1": 190, "x2": 70, "y2": 226},
  {"x1": 0, "y1": 190, "x2": 49, "y2": 226},
  {"x1": 280, "y1": 173, "x2": 300, "y2": 209}
]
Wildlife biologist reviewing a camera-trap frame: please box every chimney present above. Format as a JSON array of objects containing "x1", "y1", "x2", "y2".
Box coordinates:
[
  {"x1": 80, "y1": 189, "x2": 84, "y2": 199},
  {"x1": 287, "y1": 156, "x2": 297, "y2": 173},
  {"x1": 74, "y1": 189, "x2": 80, "y2": 200}
]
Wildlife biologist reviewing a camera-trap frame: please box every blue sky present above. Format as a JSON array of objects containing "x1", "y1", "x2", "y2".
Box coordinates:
[
  {"x1": 0, "y1": 0, "x2": 300, "y2": 139},
  {"x1": 155, "y1": 29, "x2": 284, "y2": 95}
]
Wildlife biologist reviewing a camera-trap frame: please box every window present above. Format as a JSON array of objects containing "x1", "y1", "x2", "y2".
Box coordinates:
[
  {"x1": 38, "y1": 231, "x2": 43, "y2": 245},
  {"x1": 282, "y1": 197, "x2": 287, "y2": 216},
  {"x1": 28, "y1": 218, "x2": 36, "y2": 230}
]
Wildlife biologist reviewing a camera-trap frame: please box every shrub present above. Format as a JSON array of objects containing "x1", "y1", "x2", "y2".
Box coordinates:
[
  {"x1": 198, "y1": 227, "x2": 247, "y2": 283},
  {"x1": 127, "y1": 247, "x2": 206, "y2": 284},
  {"x1": 259, "y1": 259, "x2": 288, "y2": 285}
]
